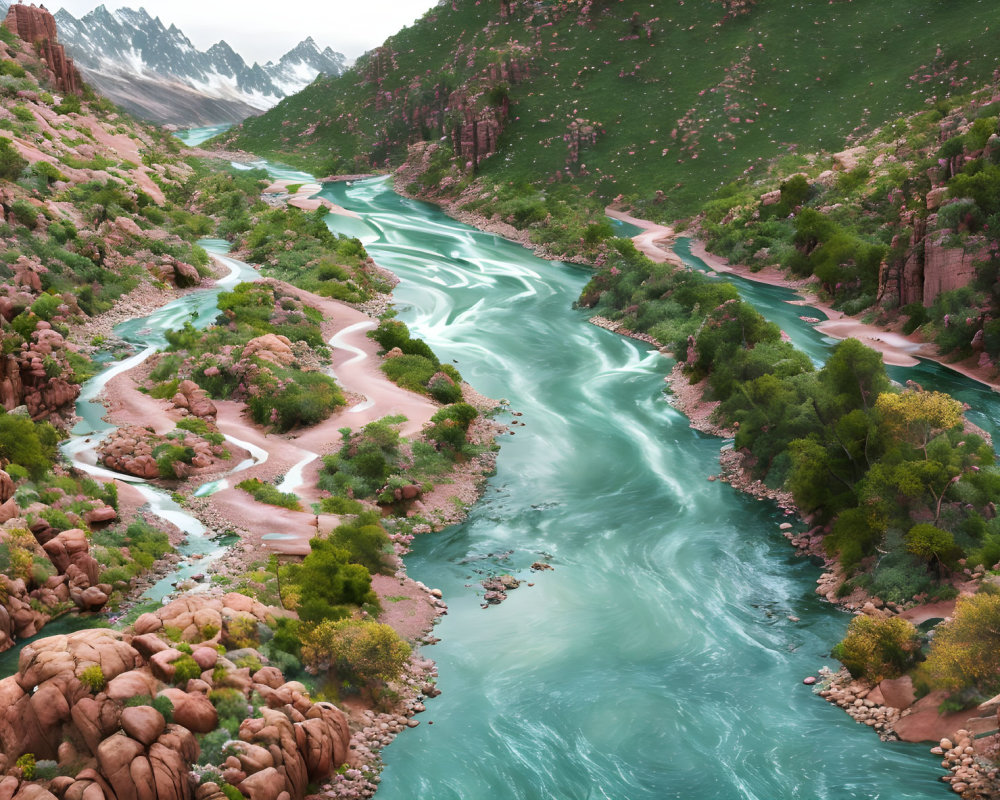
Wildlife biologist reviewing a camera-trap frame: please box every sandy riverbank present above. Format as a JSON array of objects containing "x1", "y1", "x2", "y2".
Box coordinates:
[{"x1": 605, "y1": 207, "x2": 684, "y2": 267}]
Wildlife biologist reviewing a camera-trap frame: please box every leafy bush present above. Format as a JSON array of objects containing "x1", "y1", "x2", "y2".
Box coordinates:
[
  {"x1": 220, "y1": 784, "x2": 245, "y2": 800},
  {"x1": 326, "y1": 512, "x2": 392, "y2": 575},
  {"x1": 369, "y1": 319, "x2": 438, "y2": 363},
  {"x1": 425, "y1": 402, "x2": 478, "y2": 452},
  {"x1": 284, "y1": 536, "x2": 377, "y2": 623},
  {"x1": 235, "y1": 478, "x2": 302, "y2": 511},
  {"x1": 0, "y1": 136, "x2": 26, "y2": 181},
  {"x1": 171, "y1": 654, "x2": 203, "y2": 684},
  {"x1": 79, "y1": 665, "x2": 106, "y2": 693},
  {"x1": 15, "y1": 753, "x2": 35, "y2": 780},
  {"x1": 831, "y1": 615, "x2": 921, "y2": 682},
  {"x1": 302, "y1": 619, "x2": 410, "y2": 685},
  {"x1": 317, "y1": 496, "x2": 364, "y2": 514},
  {"x1": 224, "y1": 616, "x2": 259, "y2": 649}
]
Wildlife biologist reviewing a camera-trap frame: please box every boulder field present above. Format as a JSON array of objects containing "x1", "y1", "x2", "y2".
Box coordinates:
[{"x1": 0, "y1": 592, "x2": 350, "y2": 800}]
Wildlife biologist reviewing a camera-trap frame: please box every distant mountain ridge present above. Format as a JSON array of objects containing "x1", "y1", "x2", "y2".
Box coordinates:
[{"x1": 52, "y1": 4, "x2": 345, "y2": 125}]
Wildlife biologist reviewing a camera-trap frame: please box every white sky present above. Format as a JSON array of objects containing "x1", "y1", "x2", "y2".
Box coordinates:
[{"x1": 48, "y1": 0, "x2": 441, "y2": 64}]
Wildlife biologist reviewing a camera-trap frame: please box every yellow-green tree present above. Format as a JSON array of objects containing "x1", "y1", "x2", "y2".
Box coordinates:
[
  {"x1": 303, "y1": 619, "x2": 410, "y2": 687},
  {"x1": 831, "y1": 614, "x2": 921, "y2": 683},
  {"x1": 875, "y1": 390, "x2": 963, "y2": 459},
  {"x1": 923, "y1": 592, "x2": 1000, "y2": 692},
  {"x1": 905, "y1": 523, "x2": 959, "y2": 575}
]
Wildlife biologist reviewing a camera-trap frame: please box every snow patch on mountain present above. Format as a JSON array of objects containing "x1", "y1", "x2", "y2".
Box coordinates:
[{"x1": 52, "y1": 5, "x2": 345, "y2": 124}]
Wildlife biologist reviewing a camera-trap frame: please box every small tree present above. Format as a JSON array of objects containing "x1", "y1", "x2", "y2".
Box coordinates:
[
  {"x1": 905, "y1": 523, "x2": 958, "y2": 576},
  {"x1": 0, "y1": 137, "x2": 27, "y2": 181},
  {"x1": 923, "y1": 592, "x2": 1000, "y2": 692},
  {"x1": 875, "y1": 390, "x2": 963, "y2": 459}
]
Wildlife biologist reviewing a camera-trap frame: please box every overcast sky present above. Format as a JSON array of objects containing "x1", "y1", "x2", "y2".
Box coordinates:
[{"x1": 49, "y1": 0, "x2": 441, "y2": 64}]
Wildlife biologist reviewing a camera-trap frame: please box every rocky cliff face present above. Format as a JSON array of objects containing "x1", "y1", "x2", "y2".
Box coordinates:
[
  {"x1": 875, "y1": 108, "x2": 995, "y2": 308},
  {"x1": 3, "y1": 3, "x2": 80, "y2": 95}
]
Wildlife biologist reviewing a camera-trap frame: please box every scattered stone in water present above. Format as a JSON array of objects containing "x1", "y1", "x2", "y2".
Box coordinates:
[
  {"x1": 803, "y1": 676, "x2": 817, "y2": 685},
  {"x1": 530, "y1": 561, "x2": 553, "y2": 571}
]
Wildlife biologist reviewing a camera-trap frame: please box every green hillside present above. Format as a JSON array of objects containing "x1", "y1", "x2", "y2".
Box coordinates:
[{"x1": 221, "y1": 0, "x2": 1000, "y2": 217}]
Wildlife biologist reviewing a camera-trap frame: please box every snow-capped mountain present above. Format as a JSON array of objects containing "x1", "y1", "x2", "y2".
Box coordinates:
[{"x1": 52, "y1": 5, "x2": 345, "y2": 125}]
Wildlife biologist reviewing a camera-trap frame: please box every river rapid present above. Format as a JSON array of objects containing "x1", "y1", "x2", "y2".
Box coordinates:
[{"x1": 312, "y1": 176, "x2": 992, "y2": 799}]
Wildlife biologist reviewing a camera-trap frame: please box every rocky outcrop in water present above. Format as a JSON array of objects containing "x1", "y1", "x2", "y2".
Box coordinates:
[{"x1": 3, "y1": 4, "x2": 80, "y2": 95}]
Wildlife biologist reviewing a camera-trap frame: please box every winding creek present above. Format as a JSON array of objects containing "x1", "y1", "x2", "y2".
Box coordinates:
[
  {"x1": 62, "y1": 240, "x2": 260, "y2": 601},
  {"x1": 28, "y1": 126, "x2": 1000, "y2": 797}
]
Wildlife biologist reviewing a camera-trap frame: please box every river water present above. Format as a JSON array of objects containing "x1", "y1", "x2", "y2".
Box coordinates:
[
  {"x1": 58, "y1": 127, "x2": 1000, "y2": 796},
  {"x1": 310, "y1": 176, "x2": 989, "y2": 799}
]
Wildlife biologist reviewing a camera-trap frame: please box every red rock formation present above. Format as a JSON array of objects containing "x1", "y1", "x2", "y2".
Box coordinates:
[
  {"x1": 922, "y1": 234, "x2": 988, "y2": 307},
  {"x1": 0, "y1": 598, "x2": 352, "y2": 800},
  {"x1": 3, "y1": 4, "x2": 81, "y2": 95},
  {"x1": 0, "y1": 325, "x2": 82, "y2": 419}
]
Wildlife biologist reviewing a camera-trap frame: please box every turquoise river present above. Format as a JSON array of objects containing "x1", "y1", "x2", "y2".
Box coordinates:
[
  {"x1": 313, "y1": 177, "x2": 1000, "y2": 800},
  {"x1": 131, "y1": 129, "x2": 1000, "y2": 797}
]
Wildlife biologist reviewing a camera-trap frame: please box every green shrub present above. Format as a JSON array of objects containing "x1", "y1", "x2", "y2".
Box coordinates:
[
  {"x1": 317, "y1": 496, "x2": 364, "y2": 514},
  {"x1": 225, "y1": 616, "x2": 259, "y2": 649},
  {"x1": 11, "y1": 199, "x2": 39, "y2": 228},
  {"x1": 155, "y1": 443, "x2": 195, "y2": 478},
  {"x1": 302, "y1": 618, "x2": 410, "y2": 685},
  {"x1": 123, "y1": 694, "x2": 173, "y2": 721},
  {"x1": 234, "y1": 654, "x2": 262, "y2": 672},
  {"x1": 922, "y1": 592, "x2": 1000, "y2": 692},
  {"x1": 0, "y1": 60, "x2": 27, "y2": 79},
  {"x1": 221, "y1": 784, "x2": 245, "y2": 800},
  {"x1": 171, "y1": 654, "x2": 203, "y2": 684},
  {"x1": 271, "y1": 617, "x2": 302, "y2": 658},
  {"x1": 235, "y1": 478, "x2": 302, "y2": 511},
  {"x1": 831, "y1": 615, "x2": 921, "y2": 683},
  {"x1": 79, "y1": 664, "x2": 106, "y2": 693},
  {"x1": 0, "y1": 136, "x2": 26, "y2": 181},
  {"x1": 15, "y1": 753, "x2": 35, "y2": 780},
  {"x1": 381, "y1": 354, "x2": 437, "y2": 393},
  {"x1": 209, "y1": 688, "x2": 250, "y2": 722}
]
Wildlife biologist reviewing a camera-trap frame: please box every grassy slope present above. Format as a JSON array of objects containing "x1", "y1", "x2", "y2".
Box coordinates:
[{"x1": 223, "y1": 0, "x2": 999, "y2": 217}]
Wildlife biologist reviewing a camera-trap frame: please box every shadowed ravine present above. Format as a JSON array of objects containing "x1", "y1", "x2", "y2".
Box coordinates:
[{"x1": 310, "y1": 176, "x2": 984, "y2": 799}]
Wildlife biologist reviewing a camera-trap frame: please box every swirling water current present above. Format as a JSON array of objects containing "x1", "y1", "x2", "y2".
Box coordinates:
[{"x1": 309, "y1": 176, "x2": 999, "y2": 799}]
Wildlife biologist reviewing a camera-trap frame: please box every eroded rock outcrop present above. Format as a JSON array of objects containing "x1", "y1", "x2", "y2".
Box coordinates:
[
  {"x1": 0, "y1": 595, "x2": 351, "y2": 800},
  {"x1": 99, "y1": 420, "x2": 228, "y2": 480},
  {"x1": 0, "y1": 325, "x2": 82, "y2": 420},
  {"x1": 3, "y1": 4, "x2": 80, "y2": 95}
]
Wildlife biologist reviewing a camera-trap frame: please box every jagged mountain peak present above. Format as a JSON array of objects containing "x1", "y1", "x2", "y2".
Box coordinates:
[{"x1": 54, "y1": 4, "x2": 347, "y2": 126}]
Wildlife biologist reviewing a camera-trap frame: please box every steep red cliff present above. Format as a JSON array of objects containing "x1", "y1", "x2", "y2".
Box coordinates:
[{"x1": 3, "y1": 3, "x2": 80, "y2": 95}]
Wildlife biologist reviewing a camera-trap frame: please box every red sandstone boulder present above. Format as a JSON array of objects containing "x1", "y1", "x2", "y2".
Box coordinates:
[
  {"x1": 83, "y1": 505, "x2": 117, "y2": 526},
  {"x1": 106, "y1": 670, "x2": 158, "y2": 702},
  {"x1": 241, "y1": 335, "x2": 295, "y2": 367},
  {"x1": 0, "y1": 470, "x2": 15, "y2": 504},
  {"x1": 238, "y1": 768, "x2": 285, "y2": 800},
  {"x1": 878, "y1": 675, "x2": 916, "y2": 710},
  {"x1": 132, "y1": 614, "x2": 163, "y2": 636},
  {"x1": 120, "y1": 707, "x2": 166, "y2": 747},
  {"x1": 157, "y1": 689, "x2": 218, "y2": 734}
]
